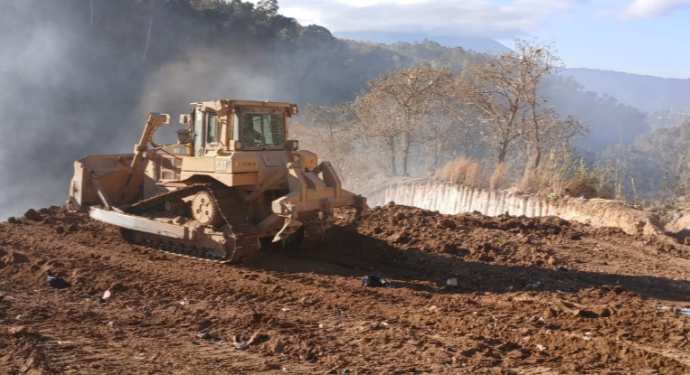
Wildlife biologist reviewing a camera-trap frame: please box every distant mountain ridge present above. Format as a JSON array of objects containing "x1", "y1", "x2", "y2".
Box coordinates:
[
  {"x1": 334, "y1": 31, "x2": 511, "y2": 54},
  {"x1": 563, "y1": 68, "x2": 690, "y2": 113}
]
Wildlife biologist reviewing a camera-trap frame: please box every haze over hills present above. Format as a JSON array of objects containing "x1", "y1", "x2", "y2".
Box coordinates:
[
  {"x1": 338, "y1": 32, "x2": 688, "y2": 116},
  {"x1": 334, "y1": 31, "x2": 511, "y2": 54},
  {"x1": 563, "y1": 68, "x2": 690, "y2": 113}
]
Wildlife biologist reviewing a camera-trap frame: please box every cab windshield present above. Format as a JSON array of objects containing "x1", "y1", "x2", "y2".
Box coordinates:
[{"x1": 239, "y1": 112, "x2": 286, "y2": 148}]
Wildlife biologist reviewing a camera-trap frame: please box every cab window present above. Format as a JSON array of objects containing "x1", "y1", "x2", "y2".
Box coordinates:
[
  {"x1": 207, "y1": 113, "x2": 218, "y2": 144},
  {"x1": 240, "y1": 113, "x2": 285, "y2": 147}
]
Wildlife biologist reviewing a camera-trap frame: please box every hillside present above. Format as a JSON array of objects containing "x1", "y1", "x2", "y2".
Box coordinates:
[
  {"x1": 335, "y1": 31, "x2": 511, "y2": 54},
  {"x1": 564, "y1": 68, "x2": 690, "y2": 113}
]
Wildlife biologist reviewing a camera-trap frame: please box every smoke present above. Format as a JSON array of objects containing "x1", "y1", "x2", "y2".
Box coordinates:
[
  {"x1": 0, "y1": 1, "x2": 148, "y2": 218},
  {"x1": 0, "y1": 0, "x2": 378, "y2": 219}
]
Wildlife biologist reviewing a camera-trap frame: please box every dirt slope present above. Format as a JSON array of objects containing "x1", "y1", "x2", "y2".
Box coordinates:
[{"x1": 3, "y1": 204, "x2": 690, "y2": 374}]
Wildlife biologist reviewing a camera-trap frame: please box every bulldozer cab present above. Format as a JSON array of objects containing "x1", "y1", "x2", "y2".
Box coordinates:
[
  {"x1": 188, "y1": 100, "x2": 297, "y2": 157},
  {"x1": 234, "y1": 107, "x2": 285, "y2": 149}
]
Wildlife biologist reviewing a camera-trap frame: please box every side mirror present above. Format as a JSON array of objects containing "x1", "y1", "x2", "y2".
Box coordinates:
[
  {"x1": 179, "y1": 114, "x2": 191, "y2": 125},
  {"x1": 176, "y1": 130, "x2": 192, "y2": 144}
]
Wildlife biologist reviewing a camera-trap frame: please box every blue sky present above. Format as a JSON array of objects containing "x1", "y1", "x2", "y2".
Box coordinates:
[{"x1": 266, "y1": 0, "x2": 690, "y2": 78}]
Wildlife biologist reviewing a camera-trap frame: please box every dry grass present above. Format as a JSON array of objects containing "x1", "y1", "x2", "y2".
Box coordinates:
[
  {"x1": 436, "y1": 157, "x2": 487, "y2": 188},
  {"x1": 517, "y1": 152, "x2": 614, "y2": 199},
  {"x1": 490, "y1": 163, "x2": 506, "y2": 190}
]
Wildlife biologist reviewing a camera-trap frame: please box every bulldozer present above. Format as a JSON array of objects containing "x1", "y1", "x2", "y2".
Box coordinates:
[{"x1": 67, "y1": 99, "x2": 369, "y2": 263}]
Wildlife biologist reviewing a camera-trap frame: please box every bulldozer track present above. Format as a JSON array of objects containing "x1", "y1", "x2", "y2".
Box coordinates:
[{"x1": 122, "y1": 183, "x2": 260, "y2": 264}]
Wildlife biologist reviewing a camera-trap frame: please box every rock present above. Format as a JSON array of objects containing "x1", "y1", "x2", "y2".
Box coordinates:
[
  {"x1": 24, "y1": 209, "x2": 43, "y2": 221},
  {"x1": 684, "y1": 237, "x2": 690, "y2": 246},
  {"x1": 55, "y1": 226, "x2": 65, "y2": 234},
  {"x1": 42, "y1": 217, "x2": 54, "y2": 225},
  {"x1": 272, "y1": 339, "x2": 285, "y2": 354},
  {"x1": 67, "y1": 223, "x2": 79, "y2": 232},
  {"x1": 7, "y1": 216, "x2": 18, "y2": 224}
]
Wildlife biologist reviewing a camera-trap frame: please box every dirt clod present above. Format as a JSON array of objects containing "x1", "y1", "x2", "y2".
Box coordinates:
[{"x1": 24, "y1": 209, "x2": 43, "y2": 221}]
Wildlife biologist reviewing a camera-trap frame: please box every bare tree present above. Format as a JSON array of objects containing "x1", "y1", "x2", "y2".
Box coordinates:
[
  {"x1": 354, "y1": 92, "x2": 402, "y2": 175},
  {"x1": 360, "y1": 63, "x2": 452, "y2": 176},
  {"x1": 451, "y1": 38, "x2": 583, "y2": 168}
]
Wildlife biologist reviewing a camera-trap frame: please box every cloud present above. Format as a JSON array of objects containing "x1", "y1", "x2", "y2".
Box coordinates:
[
  {"x1": 271, "y1": 0, "x2": 584, "y2": 37},
  {"x1": 605, "y1": 0, "x2": 690, "y2": 18}
]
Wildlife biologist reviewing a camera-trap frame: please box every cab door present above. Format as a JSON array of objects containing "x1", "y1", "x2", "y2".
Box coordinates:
[{"x1": 194, "y1": 110, "x2": 205, "y2": 156}]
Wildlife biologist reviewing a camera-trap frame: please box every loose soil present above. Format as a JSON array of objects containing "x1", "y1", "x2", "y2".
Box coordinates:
[{"x1": 3, "y1": 204, "x2": 690, "y2": 374}]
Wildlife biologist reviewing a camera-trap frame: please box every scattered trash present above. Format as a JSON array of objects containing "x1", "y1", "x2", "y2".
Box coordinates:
[
  {"x1": 125, "y1": 305, "x2": 133, "y2": 311},
  {"x1": 319, "y1": 323, "x2": 325, "y2": 328},
  {"x1": 536, "y1": 344, "x2": 546, "y2": 351},
  {"x1": 133, "y1": 353, "x2": 145, "y2": 360},
  {"x1": 678, "y1": 308, "x2": 690, "y2": 316},
  {"x1": 107, "y1": 321, "x2": 114, "y2": 328},
  {"x1": 281, "y1": 307, "x2": 290, "y2": 312},
  {"x1": 232, "y1": 335, "x2": 248, "y2": 350},
  {"x1": 361, "y1": 275, "x2": 394, "y2": 287},
  {"x1": 197, "y1": 330, "x2": 214, "y2": 340},
  {"x1": 579, "y1": 196, "x2": 586, "y2": 201},
  {"x1": 99, "y1": 290, "x2": 111, "y2": 303},
  {"x1": 446, "y1": 278, "x2": 458, "y2": 287},
  {"x1": 16, "y1": 315, "x2": 21, "y2": 320},
  {"x1": 537, "y1": 317, "x2": 547, "y2": 324},
  {"x1": 46, "y1": 270, "x2": 71, "y2": 289}
]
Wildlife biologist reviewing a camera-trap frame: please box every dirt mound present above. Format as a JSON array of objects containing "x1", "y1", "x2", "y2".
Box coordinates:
[{"x1": 2, "y1": 205, "x2": 690, "y2": 374}]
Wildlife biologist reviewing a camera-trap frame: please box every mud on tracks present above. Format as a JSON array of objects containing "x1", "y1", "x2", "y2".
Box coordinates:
[{"x1": 3, "y1": 204, "x2": 690, "y2": 374}]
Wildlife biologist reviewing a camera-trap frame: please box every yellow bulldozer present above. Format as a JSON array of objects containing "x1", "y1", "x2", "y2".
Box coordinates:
[{"x1": 67, "y1": 99, "x2": 369, "y2": 263}]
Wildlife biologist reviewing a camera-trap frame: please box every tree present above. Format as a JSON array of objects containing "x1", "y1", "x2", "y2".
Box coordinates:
[
  {"x1": 451, "y1": 39, "x2": 585, "y2": 168},
  {"x1": 360, "y1": 63, "x2": 452, "y2": 176}
]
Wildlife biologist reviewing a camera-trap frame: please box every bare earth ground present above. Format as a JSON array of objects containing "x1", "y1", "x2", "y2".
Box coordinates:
[{"x1": 4, "y1": 204, "x2": 690, "y2": 374}]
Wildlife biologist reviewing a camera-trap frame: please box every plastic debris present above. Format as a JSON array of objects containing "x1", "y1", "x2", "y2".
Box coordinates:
[
  {"x1": 232, "y1": 335, "x2": 248, "y2": 350},
  {"x1": 536, "y1": 344, "x2": 546, "y2": 351},
  {"x1": 446, "y1": 278, "x2": 458, "y2": 286},
  {"x1": 99, "y1": 290, "x2": 111, "y2": 303},
  {"x1": 678, "y1": 308, "x2": 690, "y2": 316},
  {"x1": 361, "y1": 275, "x2": 394, "y2": 287},
  {"x1": 281, "y1": 307, "x2": 290, "y2": 312},
  {"x1": 107, "y1": 321, "x2": 114, "y2": 328}
]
